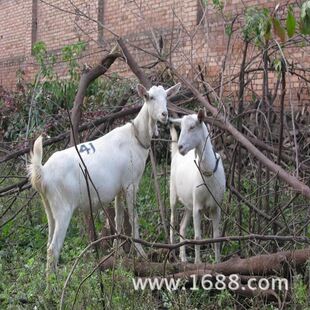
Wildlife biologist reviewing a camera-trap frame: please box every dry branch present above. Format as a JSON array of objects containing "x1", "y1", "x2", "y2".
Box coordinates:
[
  {"x1": 168, "y1": 67, "x2": 310, "y2": 199},
  {"x1": 118, "y1": 38, "x2": 152, "y2": 89},
  {"x1": 70, "y1": 46, "x2": 121, "y2": 146},
  {"x1": 100, "y1": 247, "x2": 310, "y2": 278},
  {"x1": 0, "y1": 106, "x2": 141, "y2": 165},
  {"x1": 117, "y1": 38, "x2": 310, "y2": 199}
]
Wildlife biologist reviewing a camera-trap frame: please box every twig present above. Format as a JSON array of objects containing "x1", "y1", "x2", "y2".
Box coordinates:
[
  {"x1": 164, "y1": 62, "x2": 310, "y2": 199},
  {"x1": 150, "y1": 148, "x2": 169, "y2": 244}
]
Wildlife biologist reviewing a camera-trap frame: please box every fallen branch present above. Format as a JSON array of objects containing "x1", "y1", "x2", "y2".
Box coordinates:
[
  {"x1": 117, "y1": 37, "x2": 310, "y2": 199},
  {"x1": 70, "y1": 45, "x2": 122, "y2": 146},
  {"x1": 100, "y1": 246, "x2": 310, "y2": 278},
  {"x1": 118, "y1": 38, "x2": 152, "y2": 89},
  {"x1": 169, "y1": 67, "x2": 310, "y2": 199},
  {"x1": 0, "y1": 106, "x2": 141, "y2": 164}
]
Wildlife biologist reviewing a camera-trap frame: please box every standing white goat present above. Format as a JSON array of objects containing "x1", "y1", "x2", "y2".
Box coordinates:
[
  {"x1": 170, "y1": 109, "x2": 225, "y2": 263},
  {"x1": 28, "y1": 83, "x2": 181, "y2": 274}
]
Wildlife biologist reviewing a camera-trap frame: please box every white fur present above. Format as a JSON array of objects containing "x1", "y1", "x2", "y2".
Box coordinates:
[
  {"x1": 28, "y1": 83, "x2": 181, "y2": 274},
  {"x1": 170, "y1": 110, "x2": 225, "y2": 263}
]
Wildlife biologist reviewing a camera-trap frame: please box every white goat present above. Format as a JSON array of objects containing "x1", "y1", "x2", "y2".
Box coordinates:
[
  {"x1": 28, "y1": 83, "x2": 181, "y2": 274},
  {"x1": 170, "y1": 109, "x2": 225, "y2": 263}
]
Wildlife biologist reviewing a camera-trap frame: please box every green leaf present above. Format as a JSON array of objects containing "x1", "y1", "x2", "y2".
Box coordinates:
[
  {"x1": 286, "y1": 10, "x2": 296, "y2": 38},
  {"x1": 274, "y1": 59, "x2": 282, "y2": 74},
  {"x1": 263, "y1": 7, "x2": 270, "y2": 16},
  {"x1": 33, "y1": 41, "x2": 46, "y2": 56},
  {"x1": 265, "y1": 19, "x2": 272, "y2": 41},
  {"x1": 301, "y1": 0, "x2": 310, "y2": 19},
  {"x1": 300, "y1": 1, "x2": 310, "y2": 34},
  {"x1": 272, "y1": 17, "x2": 286, "y2": 42}
]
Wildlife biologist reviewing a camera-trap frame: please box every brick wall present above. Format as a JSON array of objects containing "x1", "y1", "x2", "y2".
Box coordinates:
[
  {"x1": 0, "y1": 0, "x2": 33, "y2": 89},
  {"x1": 0, "y1": 0, "x2": 309, "y2": 107}
]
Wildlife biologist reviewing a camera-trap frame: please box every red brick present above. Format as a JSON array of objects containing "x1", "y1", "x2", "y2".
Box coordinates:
[{"x1": 0, "y1": 0, "x2": 309, "y2": 110}]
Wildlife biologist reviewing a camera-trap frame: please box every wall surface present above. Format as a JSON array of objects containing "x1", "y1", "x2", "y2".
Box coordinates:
[{"x1": 0, "y1": 0, "x2": 309, "y2": 107}]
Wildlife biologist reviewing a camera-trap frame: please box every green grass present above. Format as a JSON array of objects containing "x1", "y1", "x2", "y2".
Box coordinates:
[{"x1": 1, "y1": 161, "x2": 309, "y2": 309}]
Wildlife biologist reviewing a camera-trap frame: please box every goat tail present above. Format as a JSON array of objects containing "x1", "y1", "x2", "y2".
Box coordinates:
[
  {"x1": 170, "y1": 125, "x2": 179, "y2": 158},
  {"x1": 27, "y1": 135, "x2": 44, "y2": 193}
]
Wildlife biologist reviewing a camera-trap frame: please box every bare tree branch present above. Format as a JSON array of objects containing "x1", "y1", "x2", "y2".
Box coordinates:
[
  {"x1": 167, "y1": 67, "x2": 310, "y2": 199},
  {"x1": 70, "y1": 46, "x2": 121, "y2": 146}
]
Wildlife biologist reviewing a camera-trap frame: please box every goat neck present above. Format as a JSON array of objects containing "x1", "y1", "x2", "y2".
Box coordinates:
[
  {"x1": 131, "y1": 103, "x2": 155, "y2": 149},
  {"x1": 195, "y1": 124, "x2": 218, "y2": 176}
]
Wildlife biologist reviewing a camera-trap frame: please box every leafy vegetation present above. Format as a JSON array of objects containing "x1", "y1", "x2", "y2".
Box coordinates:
[
  {"x1": 1, "y1": 1, "x2": 310, "y2": 309},
  {"x1": 300, "y1": 0, "x2": 310, "y2": 34}
]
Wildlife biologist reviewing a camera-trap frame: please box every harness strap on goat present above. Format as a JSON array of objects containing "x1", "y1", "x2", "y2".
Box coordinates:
[
  {"x1": 199, "y1": 148, "x2": 220, "y2": 177},
  {"x1": 130, "y1": 121, "x2": 150, "y2": 150}
]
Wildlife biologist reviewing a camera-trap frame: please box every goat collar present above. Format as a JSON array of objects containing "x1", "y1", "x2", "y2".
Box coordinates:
[
  {"x1": 198, "y1": 148, "x2": 220, "y2": 177},
  {"x1": 130, "y1": 121, "x2": 151, "y2": 150}
]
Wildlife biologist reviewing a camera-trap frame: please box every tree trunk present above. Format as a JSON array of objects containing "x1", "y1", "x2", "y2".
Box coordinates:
[{"x1": 100, "y1": 248, "x2": 310, "y2": 278}]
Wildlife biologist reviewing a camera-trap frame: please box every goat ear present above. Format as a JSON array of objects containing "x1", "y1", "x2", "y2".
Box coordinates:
[
  {"x1": 137, "y1": 84, "x2": 150, "y2": 100},
  {"x1": 197, "y1": 109, "x2": 205, "y2": 123},
  {"x1": 169, "y1": 117, "x2": 182, "y2": 127},
  {"x1": 166, "y1": 82, "x2": 181, "y2": 98}
]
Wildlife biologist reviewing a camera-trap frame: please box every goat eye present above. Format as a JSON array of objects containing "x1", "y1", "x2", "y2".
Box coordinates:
[
  {"x1": 189, "y1": 125, "x2": 195, "y2": 131},
  {"x1": 149, "y1": 96, "x2": 154, "y2": 100}
]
